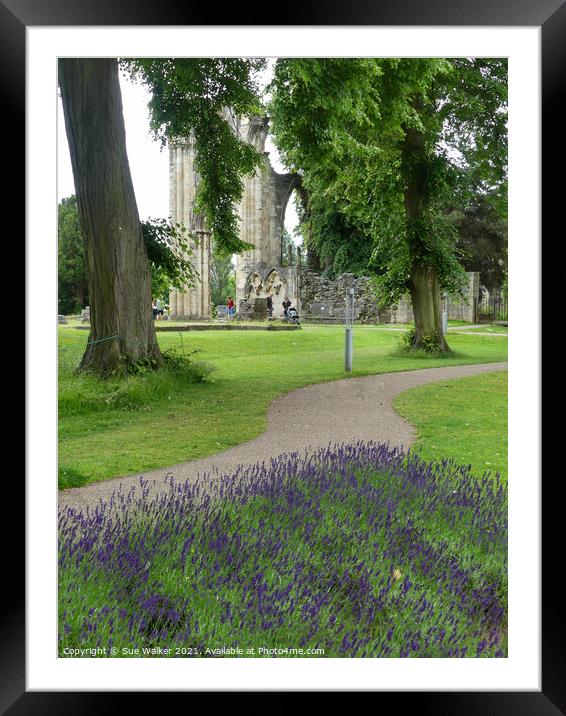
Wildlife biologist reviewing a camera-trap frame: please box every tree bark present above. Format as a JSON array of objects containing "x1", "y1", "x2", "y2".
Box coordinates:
[
  {"x1": 402, "y1": 107, "x2": 450, "y2": 353},
  {"x1": 408, "y1": 264, "x2": 449, "y2": 352},
  {"x1": 59, "y1": 58, "x2": 163, "y2": 374}
]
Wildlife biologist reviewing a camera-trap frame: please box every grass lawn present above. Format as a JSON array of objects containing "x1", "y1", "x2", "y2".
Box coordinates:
[
  {"x1": 459, "y1": 325, "x2": 508, "y2": 334},
  {"x1": 59, "y1": 324, "x2": 507, "y2": 488},
  {"x1": 394, "y1": 371, "x2": 507, "y2": 480},
  {"x1": 373, "y1": 320, "x2": 473, "y2": 329}
]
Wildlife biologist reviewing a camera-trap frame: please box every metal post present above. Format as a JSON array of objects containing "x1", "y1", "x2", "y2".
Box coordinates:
[
  {"x1": 442, "y1": 293, "x2": 448, "y2": 335},
  {"x1": 345, "y1": 327, "x2": 353, "y2": 372},
  {"x1": 345, "y1": 288, "x2": 354, "y2": 372}
]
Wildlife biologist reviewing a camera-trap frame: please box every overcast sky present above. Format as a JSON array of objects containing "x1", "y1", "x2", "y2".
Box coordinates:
[{"x1": 57, "y1": 66, "x2": 301, "y2": 238}]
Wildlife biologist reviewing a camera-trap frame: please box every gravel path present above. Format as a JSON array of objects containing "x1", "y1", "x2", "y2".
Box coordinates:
[{"x1": 59, "y1": 361, "x2": 507, "y2": 512}]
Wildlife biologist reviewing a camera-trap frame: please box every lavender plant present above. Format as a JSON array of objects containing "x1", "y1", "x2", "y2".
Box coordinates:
[{"x1": 59, "y1": 442, "x2": 507, "y2": 658}]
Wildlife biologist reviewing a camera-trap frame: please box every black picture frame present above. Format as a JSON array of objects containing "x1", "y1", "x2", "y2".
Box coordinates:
[{"x1": 11, "y1": 0, "x2": 557, "y2": 711}]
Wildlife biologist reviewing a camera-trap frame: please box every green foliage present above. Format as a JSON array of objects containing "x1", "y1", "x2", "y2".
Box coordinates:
[
  {"x1": 452, "y1": 190, "x2": 508, "y2": 290},
  {"x1": 269, "y1": 58, "x2": 507, "y2": 299},
  {"x1": 142, "y1": 218, "x2": 199, "y2": 299},
  {"x1": 400, "y1": 328, "x2": 444, "y2": 355},
  {"x1": 58, "y1": 195, "x2": 88, "y2": 314},
  {"x1": 280, "y1": 226, "x2": 294, "y2": 266},
  {"x1": 210, "y1": 239, "x2": 236, "y2": 307},
  {"x1": 305, "y1": 202, "x2": 374, "y2": 277},
  {"x1": 58, "y1": 465, "x2": 90, "y2": 490},
  {"x1": 113, "y1": 346, "x2": 211, "y2": 382},
  {"x1": 162, "y1": 347, "x2": 212, "y2": 383},
  {"x1": 58, "y1": 200, "x2": 198, "y2": 307},
  {"x1": 120, "y1": 58, "x2": 267, "y2": 254}
]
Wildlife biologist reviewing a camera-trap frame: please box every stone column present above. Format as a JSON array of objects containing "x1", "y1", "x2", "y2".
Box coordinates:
[{"x1": 168, "y1": 137, "x2": 212, "y2": 319}]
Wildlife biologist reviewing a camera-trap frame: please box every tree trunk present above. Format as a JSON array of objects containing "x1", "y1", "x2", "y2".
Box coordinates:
[
  {"x1": 408, "y1": 264, "x2": 449, "y2": 352},
  {"x1": 402, "y1": 105, "x2": 450, "y2": 353},
  {"x1": 59, "y1": 58, "x2": 162, "y2": 374}
]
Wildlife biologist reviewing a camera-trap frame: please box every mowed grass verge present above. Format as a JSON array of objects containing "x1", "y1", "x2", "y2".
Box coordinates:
[
  {"x1": 394, "y1": 371, "x2": 507, "y2": 480},
  {"x1": 59, "y1": 325, "x2": 507, "y2": 488}
]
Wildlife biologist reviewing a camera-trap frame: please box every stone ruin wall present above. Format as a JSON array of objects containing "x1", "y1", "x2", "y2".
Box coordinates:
[
  {"x1": 167, "y1": 114, "x2": 482, "y2": 325},
  {"x1": 299, "y1": 272, "x2": 390, "y2": 323},
  {"x1": 299, "y1": 271, "x2": 481, "y2": 324},
  {"x1": 233, "y1": 116, "x2": 300, "y2": 319},
  {"x1": 168, "y1": 115, "x2": 300, "y2": 321}
]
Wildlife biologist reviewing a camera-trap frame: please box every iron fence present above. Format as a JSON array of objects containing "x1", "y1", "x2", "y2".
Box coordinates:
[{"x1": 476, "y1": 292, "x2": 508, "y2": 323}]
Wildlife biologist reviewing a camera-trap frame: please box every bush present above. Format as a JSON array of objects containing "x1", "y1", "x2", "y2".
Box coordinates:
[
  {"x1": 400, "y1": 328, "x2": 442, "y2": 354},
  {"x1": 162, "y1": 348, "x2": 213, "y2": 382}
]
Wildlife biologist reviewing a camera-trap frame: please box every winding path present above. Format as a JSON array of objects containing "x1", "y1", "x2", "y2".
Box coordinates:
[{"x1": 59, "y1": 361, "x2": 507, "y2": 512}]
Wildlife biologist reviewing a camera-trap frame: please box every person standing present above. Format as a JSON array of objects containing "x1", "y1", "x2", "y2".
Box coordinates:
[
  {"x1": 227, "y1": 297, "x2": 235, "y2": 317},
  {"x1": 152, "y1": 297, "x2": 158, "y2": 321},
  {"x1": 282, "y1": 296, "x2": 291, "y2": 318},
  {"x1": 266, "y1": 293, "x2": 273, "y2": 318}
]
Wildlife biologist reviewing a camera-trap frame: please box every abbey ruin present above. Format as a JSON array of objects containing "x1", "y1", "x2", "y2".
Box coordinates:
[
  {"x1": 168, "y1": 116, "x2": 300, "y2": 321},
  {"x1": 168, "y1": 116, "x2": 481, "y2": 324}
]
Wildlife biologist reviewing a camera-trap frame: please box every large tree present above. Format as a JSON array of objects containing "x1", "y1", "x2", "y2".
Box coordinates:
[
  {"x1": 269, "y1": 58, "x2": 507, "y2": 351},
  {"x1": 59, "y1": 58, "x2": 265, "y2": 374},
  {"x1": 59, "y1": 59, "x2": 161, "y2": 374}
]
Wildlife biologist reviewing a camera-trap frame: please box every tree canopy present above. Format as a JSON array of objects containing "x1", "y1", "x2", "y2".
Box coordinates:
[
  {"x1": 121, "y1": 58, "x2": 267, "y2": 255},
  {"x1": 268, "y1": 58, "x2": 507, "y2": 349}
]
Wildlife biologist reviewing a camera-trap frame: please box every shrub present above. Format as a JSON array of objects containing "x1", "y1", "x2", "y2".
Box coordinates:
[
  {"x1": 401, "y1": 328, "x2": 442, "y2": 354},
  {"x1": 162, "y1": 348, "x2": 213, "y2": 382}
]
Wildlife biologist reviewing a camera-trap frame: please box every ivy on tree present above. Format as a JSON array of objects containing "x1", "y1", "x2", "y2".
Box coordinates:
[{"x1": 142, "y1": 218, "x2": 200, "y2": 300}]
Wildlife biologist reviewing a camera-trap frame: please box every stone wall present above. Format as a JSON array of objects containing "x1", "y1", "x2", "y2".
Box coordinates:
[
  {"x1": 299, "y1": 272, "x2": 392, "y2": 323},
  {"x1": 299, "y1": 270, "x2": 481, "y2": 324},
  {"x1": 237, "y1": 264, "x2": 299, "y2": 319}
]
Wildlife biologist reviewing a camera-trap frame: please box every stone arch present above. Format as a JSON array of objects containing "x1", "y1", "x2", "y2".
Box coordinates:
[
  {"x1": 168, "y1": 116, "x2": 302, "y2": 320},
  {"x1": 245, "y1": 271, "x2": 263, "y2": 299},
  {"x1": 264, "y1": 268, "x2": 284, "y2": 296}
]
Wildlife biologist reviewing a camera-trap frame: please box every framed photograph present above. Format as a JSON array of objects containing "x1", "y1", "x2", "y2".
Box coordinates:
[{"x1": 11, "y1": 0, "x2": 557, "y2": 710}]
